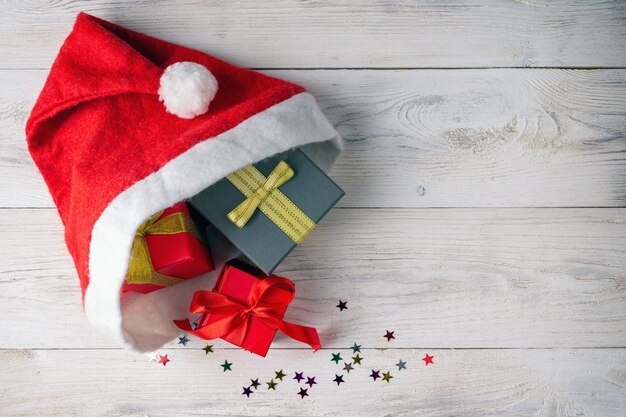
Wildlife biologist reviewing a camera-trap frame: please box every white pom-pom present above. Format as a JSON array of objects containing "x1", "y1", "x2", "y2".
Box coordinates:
[{"x1": 158, "y1": 61, "x2": 218, "y2": 119}]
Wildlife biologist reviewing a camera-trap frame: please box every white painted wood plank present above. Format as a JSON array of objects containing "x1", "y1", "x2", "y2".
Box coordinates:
[
  {"x1": 1, "y1": 208, "x2": 624, "y2": 349},
  {"x1": 2, "y1": 1, "x2": 626, "y2": 69},
  {"x1": 2, "y1": 69, "x2": 625, "y2": 208},
  {"x1": 1, "y1": 348, "x2": 624, "y2": 417},
  {"x1": 312, "y1": 68, "x2": 626, "y2": 208}
]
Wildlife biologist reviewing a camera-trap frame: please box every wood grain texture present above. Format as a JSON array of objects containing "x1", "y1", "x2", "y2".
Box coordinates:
[
  {"x1": 2, "y1": 208, "x2": 624, "y2": 349},
  {"x1": 2, "y1": 69, "x2": 626, "y2": 208},
  {"x1": 2, "y1": 2, "x2": 626, "y2": 415},
  {"x1": 1, "y1": 348, "x2": 625, "y2": 417},
  {"x1": 2, "y1": 0, "x2": 626, "y2": 69}
]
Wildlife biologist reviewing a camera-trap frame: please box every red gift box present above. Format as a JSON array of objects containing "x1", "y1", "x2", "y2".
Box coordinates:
[
  {"x1": 200, "y1": 262, "x2": 290, "y2": 356},
  {"x1": 147, "y1": 203, "x2": 213, "y2": 277},
  {"x1": 123, "y1": 202, "x2": 214, "y2": 294},
  {"x1": 175, "y1": 260, "x2": 321, "y2": 357}
]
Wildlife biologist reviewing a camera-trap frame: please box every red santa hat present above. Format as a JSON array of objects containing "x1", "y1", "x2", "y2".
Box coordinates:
[{"x1": 26, "y1": 13, "x2": 341, "y2": 351}]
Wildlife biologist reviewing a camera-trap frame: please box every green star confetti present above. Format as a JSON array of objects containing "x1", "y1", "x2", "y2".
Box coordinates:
[{"x1": 221, "y1": 360, "x2": 233, "y2": 372}]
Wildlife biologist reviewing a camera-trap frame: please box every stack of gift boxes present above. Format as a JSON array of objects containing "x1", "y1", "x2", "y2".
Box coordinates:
[{"x1": 122, "y1": 149, "x2": 344, "y2": 356}]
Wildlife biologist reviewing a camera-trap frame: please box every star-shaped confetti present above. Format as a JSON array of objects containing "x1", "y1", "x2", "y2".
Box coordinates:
[
  {"x1": 148, "y1": 352, "x2": 160, "y2": 362},
  {"x1": 267, "y1": 379, "x2": 277, "y2": 390},
  {"x1": 343, "y1": 362, "x2": 354, "y2": 373},
  {"x1": 352, "y1": 354, "x2": 363, "y2": 365},
  {"x1": 178, "y1": 335, "x2": 189, "y2": 345},
  {"x1": 250, "y1": 379, "x2": 261, "y2": 389},
  {"x1": 351, "y1": 343, "x2": 361, "y2": 353},
  {"x1": 294, "y1": 372, "x2": 305, "y2": 383},
  {"x1": 336, "y1": 300, "x2": 348, "y2": 311},
  {"x1": 333, "y1": 374, "x2": 345, "y2": 385},
  {"x1": 331, "y1": 353, "x2": 342, "y2": 364},
  {"x1": 370, "y1": 370, "x2": 381, "y2": 381},
  {"x1": 202, "y1": 343, "x2": 214, "y2": 355},
  {"x1": 423, "y1": 354, "x2": 434, "y2": 365},
  {"x1": 221, "y1": 360, "x2": 233, "y2": 372},
  {"x1": 306, "y1": 376, "x2": 317, "y2": 388},
  {"x1": 298, "y1": 388, "x2": 309, "y2": 398},
  {"x1": 382, "y1": 371, "x2": 393, "y2": 383},
  {"x1": 158, "y1": 354, "x2": 170, "y2": 366},
  {"x1": 275, "y1": 370, "x2": 286, "y2": 380},
  {"x1": 384, "y1": 330, "x2": 395, "y2": 341},
  {"x1": 242, "y1": 386, "x2": 253, "y2": 397},
  {"x1": 396, "y1": 359, "x2": 407, "y2": 370}
]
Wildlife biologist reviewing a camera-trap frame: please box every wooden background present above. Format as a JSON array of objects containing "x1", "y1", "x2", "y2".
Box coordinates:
[{"x1": 1, "y1": 1, "x2": 625, "y2": 416}]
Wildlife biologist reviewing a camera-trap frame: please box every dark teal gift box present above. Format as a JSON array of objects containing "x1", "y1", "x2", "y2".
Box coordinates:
[{"x1": 190, "y1": 149, "x2": 344, "y2": 274}]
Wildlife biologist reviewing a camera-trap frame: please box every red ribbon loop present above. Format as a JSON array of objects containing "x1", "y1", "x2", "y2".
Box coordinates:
[{"x1": 174, "y1": 276, "x2": 321, "y2": 351}]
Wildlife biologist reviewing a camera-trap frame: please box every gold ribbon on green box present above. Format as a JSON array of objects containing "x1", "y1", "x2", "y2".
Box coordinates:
[
  {"x1": 226, "y1": 161, "x2": 315, "y2": 244},
  {"x1": 126, "y1": 210, "x2": 202, "y2": 287}
]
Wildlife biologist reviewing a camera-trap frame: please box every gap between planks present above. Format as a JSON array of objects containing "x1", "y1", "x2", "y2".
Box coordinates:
[
  {"x1": 3, "y1": 347, "x2": 625, "y2": 351},
  {"x1": 4, "y1": 67, "x2": 626, "y2": 71}
]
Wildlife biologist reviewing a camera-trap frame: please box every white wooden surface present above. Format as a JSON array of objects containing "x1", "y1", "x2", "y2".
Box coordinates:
[
  {"x1": 3, "y1": 1, "x2": 626, "y2": 69},
  {"x1": 3, "y1": 349, "x2": 625, "y2": 417},
  {"x1": 1, "y1": 2, "x2": 625, "y2": 416},
  {"x1": 4, "y1": 69, "x2": 626, "y2": 208},
  {"x1": 2, "y1": 207, "x2": 626, "y2": 349}
]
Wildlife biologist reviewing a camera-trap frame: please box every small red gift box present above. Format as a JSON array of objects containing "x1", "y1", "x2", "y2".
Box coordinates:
[
  {"x1": 175, "y1": 260, "x2": 321, "y2": 357},
  {"x1": 199, "y1": 261, "x2": 290, "y2": 356},
  {"x1": 123, "y1": 202, "x2": 214, "y2": 294},
  {"x1": 147, "y1": 203, "x2": 213, "y2": 278}
]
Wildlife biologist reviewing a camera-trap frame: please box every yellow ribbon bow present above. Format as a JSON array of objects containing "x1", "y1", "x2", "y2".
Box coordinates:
[
  {"x1": 126, "y1": 210, "x2": 203, "y2": 287},
  {"x1": 226, "y1": 160, "x2": 315, "y2": 244}
]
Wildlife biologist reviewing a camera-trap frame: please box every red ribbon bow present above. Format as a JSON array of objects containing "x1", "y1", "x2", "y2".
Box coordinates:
[{"x1": 174, "y1": 276, "x2": 321, "y2": 351}]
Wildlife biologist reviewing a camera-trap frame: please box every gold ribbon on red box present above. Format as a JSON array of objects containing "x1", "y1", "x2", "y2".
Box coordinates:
[{"x1": 126, "y1": 210, "x2": 202, "y2": 287}]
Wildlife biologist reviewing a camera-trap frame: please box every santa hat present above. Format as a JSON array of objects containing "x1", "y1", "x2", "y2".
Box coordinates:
[{"x1": 26, "y1": 13, "x2": 341, "y2": 351}]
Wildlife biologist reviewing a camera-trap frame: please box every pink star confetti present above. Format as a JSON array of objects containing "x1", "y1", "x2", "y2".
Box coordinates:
[{"x1": 423, "y1": 354, "x2": 434, "y2": 366}]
